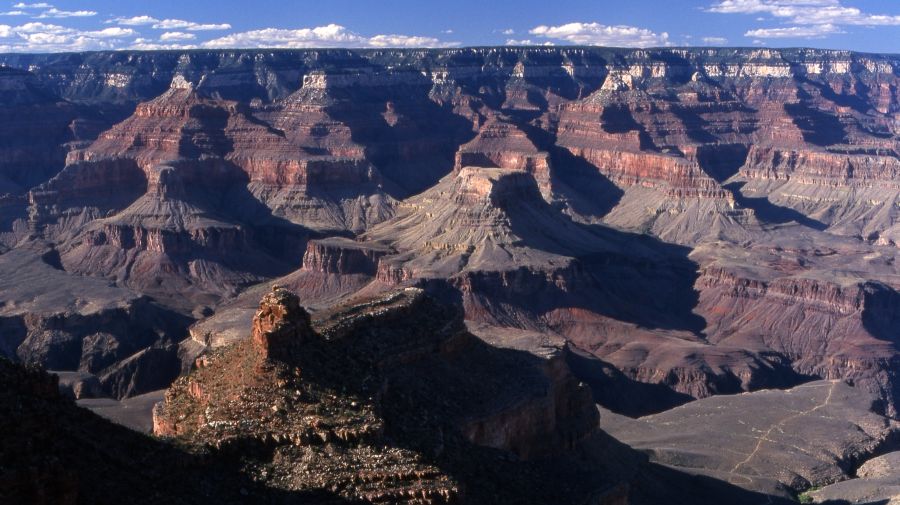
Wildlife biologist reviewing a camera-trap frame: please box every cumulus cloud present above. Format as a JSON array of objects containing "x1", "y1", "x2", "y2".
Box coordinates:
[
  {"x1": 13, "y1": 21, "x2": 70, "y2": 33},
  {"x1": 707, "y1": 0, "x2": 900, "y2": 39},
  {"x1": 36, "y1": 7, "x2": 96, "y2": 18},
  {"x1": 505, "y1": 39, "x2": 554, "y2": 46},
  {"x1": 528, "y1": 22, "x2": 670, "y2": 47},
  {"x1": 0, "y1": 20, "x2": 138, "y2": 51},
  {"x1": 368, "y1": 34, "x2": 451, "y2": 47},
  {"x1": 128, "y1": 37, "x2": 197, "y2": 50},
  {"x1": 86, "y1": 27, "x2": 136, "y2": 38},
  {"x1": 108, "y1": 15, "x2": 159, "y2": 26},
  {"x1": 0, "y1": 10, "x2": 26, "y2": 16},
  {"x1": 745, "y1": 23, "x2": 841, "y2": 37},
  {"x1": 202, "y1": 24, "x2": 456, "y2": 49},
  {"x1": 152, "y1": 19, "x2": 231, "y2": 31},
  {"x1": 502, "y1": 28, "x2": 515, "y2": 35},
  {"x1": 159, "y1": 31, "x2": 196, "y2": 41}
]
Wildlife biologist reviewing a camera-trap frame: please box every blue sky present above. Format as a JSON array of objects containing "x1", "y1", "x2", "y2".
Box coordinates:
[{"x1": 0, "y1": 0, "x2": 898, "y2": 53}]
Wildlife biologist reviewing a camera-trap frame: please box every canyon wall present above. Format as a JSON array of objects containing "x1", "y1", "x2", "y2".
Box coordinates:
[{"x1": 2, "y1": 46, "x2": 900, "y2": 422}]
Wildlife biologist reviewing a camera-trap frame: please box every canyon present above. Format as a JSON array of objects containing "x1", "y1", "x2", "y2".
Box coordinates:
[{"x1": 1, "y1": 46, "x2": 900, "y2": 503}]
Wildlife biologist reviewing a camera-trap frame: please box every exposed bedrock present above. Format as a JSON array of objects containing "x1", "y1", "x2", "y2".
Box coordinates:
[
  {"x1": 810, "y1": 450, "x2": 900, "y2": 503},
  {"x1": 696, "y1": 263, "x2": 900, "y2": 417},
  {"x1": 153, "y1": 287, "x2": 616, "y2": 504},
  {"x1": 300, "y1": 237, "x2": 387, "y2": 276},
  {"x1": 741, "y1": 145, "x2": 900, "y2": 187}
]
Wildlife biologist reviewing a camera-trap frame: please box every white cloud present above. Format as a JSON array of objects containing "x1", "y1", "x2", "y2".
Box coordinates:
[
  {"x1": 203, "y1": 25, "x2": 363, "y2": 48},
  {"x1": 202, "y1": 24, "x2": 456, "y2": 49},
  {"x1": 160, "y1": 31, "x2": 196, "y2": 41},
  {"x1": 12, "y1": 2, "x2": 52, "y2": 8},
  {"x1": 502, "y1": 28, "x2": 515, "y2": 35},
  {"x1": 701, "y1": 36, "x2": 729, "y2": 45},
  {"x1": 0, "y1": 10, "x2": 26, "y2": 16},
  {"x1": 368, "y1": 34, "x2": 451, "y2": 47},
  {"x1": 108, "y1": 15, "x2": 159, "y2": 26},
  {"x1": 707, "y1": 0, "x2": 900, "y2": 39},
  {"x1": 152, "y1": 19, "x2": 231, "y2": 31},
  {"x1": 529, "y1": 22, "x2": 670, "y2": 47},
  {"x1": 85, "y1": 27, "x2": 136, "y2": 38},
  {"x1": 14, "y1": 21, "x2": 70, "y2": 33},
  {"x1": 128, "y1": 37, "x2": 197, "y2": 50},
  {"x1": 505, "y1": 39, "x2": 555, "y2": 46},
  {"x1": 0, "y1": 21, "x2": 138, "y2": 51},
  {"x1": 36, "y1": 7, "x2": 96, "y2": 18},
  {"x1": 746, "y1": 23, "x2": 841, "y2": 37}
]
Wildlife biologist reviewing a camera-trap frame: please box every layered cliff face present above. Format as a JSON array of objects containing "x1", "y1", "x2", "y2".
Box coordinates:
[
  {"x1": 2, "y1": 46, "x2": 900, "y2": 435},
  {"x1": 691, "y1": 236, "x2": 900, "y2": 417}
]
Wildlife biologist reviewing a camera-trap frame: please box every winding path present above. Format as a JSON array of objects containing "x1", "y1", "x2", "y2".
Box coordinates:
[{"x1": 730, "y1": 380, "x2": 838, "y2": 475}]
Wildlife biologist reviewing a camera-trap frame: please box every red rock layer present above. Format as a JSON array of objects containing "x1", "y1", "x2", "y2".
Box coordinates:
[
  {"x1": 741, "y1": 146, "x2": 900, "y2": 188},
  {"x1": 696, "y1": 264, "x2": 900, "y2": 416}
]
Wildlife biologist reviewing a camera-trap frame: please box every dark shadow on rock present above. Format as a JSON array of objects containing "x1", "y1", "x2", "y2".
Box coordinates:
[
  {"x1": 306, "y1": 300, "x2": 793, "y2": 503},
  {"x1": 725, "y1": 180, "x2": 828, "y2": 231},
  {"x1": 601, "y1": 104, "x2": 656, "y2": 150},
  {"x1": 696, "y1": 144, "x2": 750, "y2": 182},
  {"x1": 505, "y1": 110, "x2": 625, "y2": 219},
  {"x1": 488, "y1": 173, "x2": 705, "y2": 334},
  {"x1": 164, "y1": 158, "x2": 315, "y2": 269},
  {"x1": 784, "y1": 91, "x2": 848, "y2": 147},
  {"x1": 323, "y1": 68, "x2": 477, "y2": 198},
  {"x1": 860, "y1": 282, "x2": 900, "y2": 345},
  {"x1": 517, "y1": 51, "x2": 606, "y2": 101},
  {"x1": 796, "y1": 74, "x2": 874, "y2": 116},
  {"x1": 670, "y1": 106, "x2": 718, "y2": 144},
  {"x1": 633, "y1": 462, "x2": 797, "y2": 505},
  {"x1": 565, "y1": 346, "x2": 694, "y2": 417},
  {"x1": 298, "y1": 297, "x2": 769, "y2": 503},
  {"x1": 0, "y1": 357, "x2": 363, "y2": 505}
]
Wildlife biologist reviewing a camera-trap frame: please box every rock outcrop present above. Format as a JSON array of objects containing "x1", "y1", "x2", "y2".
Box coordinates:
[
  {"x1": 809, "y1": 451, "x2": 900, "y2": 503},
  {"x1": 153, "y1": 287, "x2": 624, "y2": 504},
  {"x1": 249, "y1": 286, "x2": 314, "y2": 360}
]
